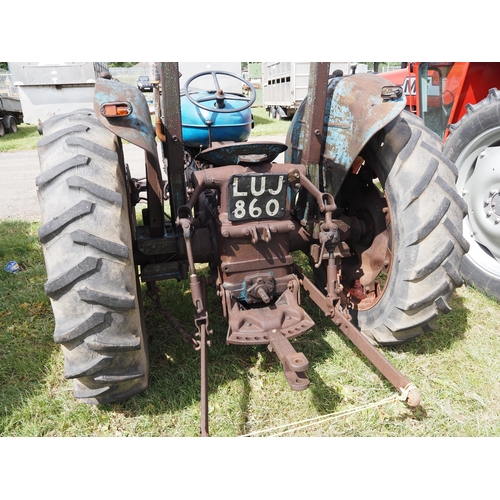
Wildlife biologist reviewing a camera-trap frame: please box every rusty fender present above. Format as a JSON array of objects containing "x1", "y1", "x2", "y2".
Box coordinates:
[
  {"x1": 93, "y1": 78, "x2": 165, "y2": 236},
  {"x1": 286, "y1": 73, "x2": 406, "y2": 195}
]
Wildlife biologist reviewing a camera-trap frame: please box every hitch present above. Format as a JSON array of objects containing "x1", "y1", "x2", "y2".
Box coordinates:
[
  {"x1": 296, "y1": 265, "x2": 421, "y2": 407},
  {"x1": 267, "y1": 328, "x2": 310, "y2": 391}
]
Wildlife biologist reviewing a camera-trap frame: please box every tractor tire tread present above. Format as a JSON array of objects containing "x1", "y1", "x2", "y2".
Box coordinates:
[
  {"x1": 37, "y1": 110, "x2": 148, "y2": 403},
  {"x1": 356, "y1": 111, "x2": 468, "y2": 345}
]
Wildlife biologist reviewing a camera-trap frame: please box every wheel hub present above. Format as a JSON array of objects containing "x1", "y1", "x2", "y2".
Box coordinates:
[
  {"x1": 462, "y1": 146, "x2": 500, "y2": 261},
  {"x1": 339, "y1": 175, "x2": 392, "y2": 311},
  {"x1": 489, "y1": 192, "x2": 500, "y2": 217}
]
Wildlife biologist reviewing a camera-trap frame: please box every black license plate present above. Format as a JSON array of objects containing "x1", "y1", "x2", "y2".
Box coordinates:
[{"x1": 228, "y1": 174, "x2": 287, "y2": 221}]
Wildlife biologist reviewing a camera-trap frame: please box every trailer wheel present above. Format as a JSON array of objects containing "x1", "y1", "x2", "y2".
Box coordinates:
[
  {"x1": 3, "y1": 115, "x2": 17, "y2": 133},
  {"x1": 0, "y1": 120, "x2": 4, "y2": 137},
  {"x1": 331, "y1": 111, "x2": 469, "y2": 345},
  {"x1": 36, "y1": 109, "x2": 149, "y2": 403},
  {"x1": 443, "y1": 88, "x2": 500, "y2": 300}
]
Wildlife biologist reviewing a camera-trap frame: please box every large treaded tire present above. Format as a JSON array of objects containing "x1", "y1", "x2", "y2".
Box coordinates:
[
  {"x1": 349, "y1": 111, "x2": 469, "y2": 345},
  {"x1": 36, "y1": 109, "x2": 148, "y2": 403},
  {"x1": 443, "y1": 88, "x2": 500, "y2": 301}
]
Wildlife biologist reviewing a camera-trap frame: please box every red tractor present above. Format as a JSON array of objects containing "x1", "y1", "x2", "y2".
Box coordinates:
[{"x1": 384, "y1": 62, "x2": 500, "y2": 301}]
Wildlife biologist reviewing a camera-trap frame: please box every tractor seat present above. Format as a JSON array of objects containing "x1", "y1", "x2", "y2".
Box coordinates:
[{"x1": 195, "y1": 142, "x2": 288, "y2": 166}]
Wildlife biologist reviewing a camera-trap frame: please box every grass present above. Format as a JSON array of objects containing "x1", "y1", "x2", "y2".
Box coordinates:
[
  {"x1": 1, "y1": 219, "x2": 500, "y2": 437},
  {"x1": 249, "y1": 106, "x2": 291, "y2": 137},
  {"x1": 0, "y1": 123, "x2": 40, "y2": 152}
]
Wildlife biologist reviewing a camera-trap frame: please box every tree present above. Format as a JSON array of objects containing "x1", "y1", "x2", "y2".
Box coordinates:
[
  {"x1": 107, "y1": 62, "x2": 138, "y2": 68},
  {"x1": 0, "y1": 62, "x2": 8, "y2": 71},
  {"x1": 360, "y1": 62, "x2": 402, "y2": 73}
]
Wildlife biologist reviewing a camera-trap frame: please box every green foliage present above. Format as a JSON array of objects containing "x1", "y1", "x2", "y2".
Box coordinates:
[
  {"x1": 360, "y1": 61, "x2": 403, "y2": 72},
  {"x1": 106, "y1": 62, "x2": 139, "y2": 68},
  {"x1": 0, "y1": 62, "x2": 8, "y2": 71}
]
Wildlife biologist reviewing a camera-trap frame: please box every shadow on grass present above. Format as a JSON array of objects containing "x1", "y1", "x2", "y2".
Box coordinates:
[
  {"x1": 310, "y1": 289, "x2": 470, "y2": 404},
  {"x1": 110, "y1": 280, "x2": 343, "y2": 423},
  {"x1": 395, "y1": 292, "x2": 469, "y2": 355},
  {"x1": 0, "y1": 218, "x2": 473, "y2": 435},
  {"x1": 252, "y1": 112, "x2": 275, "y2": 128}
]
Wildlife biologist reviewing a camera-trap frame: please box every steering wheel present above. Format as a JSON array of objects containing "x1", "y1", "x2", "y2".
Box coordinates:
[{"x1": 184, "y1": 70, "x2": 256, "y2": 113}]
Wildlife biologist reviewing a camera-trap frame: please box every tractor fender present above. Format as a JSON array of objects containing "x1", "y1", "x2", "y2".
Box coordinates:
[
  {"x1": 286, "y1": 73, "x2": 406, "y2": 192},
  {"x1": 93, "y1": 77, "x2": 164, "y2": 234},
  {"x1": 93, "y1": 77, "x2": 158, "y2": 163}
]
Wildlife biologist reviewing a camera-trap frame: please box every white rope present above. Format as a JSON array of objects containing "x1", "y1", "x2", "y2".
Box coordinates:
[{"x1": 240, "y1": 390, "x2": 408, "y2": 437}]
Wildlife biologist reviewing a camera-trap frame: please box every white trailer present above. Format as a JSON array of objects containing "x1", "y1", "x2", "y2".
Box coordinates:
[
  {"x1": 8, "y1": 62, "x2": 108, "y2": 129},
  {"x1": 0, "y1": 71, "x2": 23, "y2": 136},
  {"x1": 262, "y1": 62, "x2": 368, "y2": 119}
]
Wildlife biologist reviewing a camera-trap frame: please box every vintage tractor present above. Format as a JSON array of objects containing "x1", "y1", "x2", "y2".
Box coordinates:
[{"x1": 35, "y1": 62, "x2": 468, "y2": 435}]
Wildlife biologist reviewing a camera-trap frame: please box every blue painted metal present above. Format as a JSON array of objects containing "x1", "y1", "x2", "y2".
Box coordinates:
[
  {"x1": 285, "y1": 72, "x2": 405, "y2": 191},
  {"x1": 181, "y1": 92, "x2": 253, "y2": 148}
]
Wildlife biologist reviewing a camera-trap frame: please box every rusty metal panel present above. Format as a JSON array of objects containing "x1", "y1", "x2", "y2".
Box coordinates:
[
  {"x1": 300, "y1": 62, "x2": 330, "y2": 172},
  {"x1": 94, "y1": 77, "x2": 157, "y2": 158},
  {"x1": 160, "y1": 62, "x2": 187, "y2": 221},
  {"x1": 286, "y1": 72, "x2": 405, "y2": 194},
  {"x1": 322, "y1": 73, "x2": 405, "y2": 168},
  {"x1": 94, "y1": 77, "x2": 165, "y2": 236}
]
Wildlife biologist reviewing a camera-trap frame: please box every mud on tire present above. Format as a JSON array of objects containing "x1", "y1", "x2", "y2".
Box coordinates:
[
  {"x1": 347, "y1": 111, "x2": 469, "y2": 345},
  {"x1": 37, "y1": 109, "x2": 148, "y2": 403}
]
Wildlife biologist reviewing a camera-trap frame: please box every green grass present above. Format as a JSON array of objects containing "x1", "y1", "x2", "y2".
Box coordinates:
[
  {"x1": 1, "y1": 219, "x2": 500, "y2": 437},
  {"x1": 250, "y1": 106, "x2": 291, "y2": 137},
  {"x1": 0, "y1": 124, "x2": 40, "y2": 152}
]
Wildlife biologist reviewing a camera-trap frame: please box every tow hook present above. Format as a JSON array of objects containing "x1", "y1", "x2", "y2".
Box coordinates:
[{"x1": 267, "y1": 328, "x2": 310, "y2": 391}]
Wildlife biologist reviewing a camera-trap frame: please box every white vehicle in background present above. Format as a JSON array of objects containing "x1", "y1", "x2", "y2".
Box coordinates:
[
  {"x1": 8, "y1": 62, "x2": 108, "y2": 132},
  {"x1": 0, "y1": 70, "x2": 23, "y2": 136},
  {"x1": 262, "y1": 61, "x2": 367, "y2": 119}
]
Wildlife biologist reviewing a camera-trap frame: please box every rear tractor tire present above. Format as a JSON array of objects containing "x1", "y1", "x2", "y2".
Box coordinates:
[
  {"x1": 443, "y1": 88, "x2": 500, "y2": 301},
  {"x1": 333, "y1": 111, "x2": 469, "y2": 345},
  {"x1": 37, "y1": 109, "x2": 148, "y2": 403}
]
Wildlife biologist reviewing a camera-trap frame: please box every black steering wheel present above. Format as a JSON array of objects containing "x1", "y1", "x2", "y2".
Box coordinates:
[{"x1": 184, "y1": 70, "x2": 256, "y2": 113}]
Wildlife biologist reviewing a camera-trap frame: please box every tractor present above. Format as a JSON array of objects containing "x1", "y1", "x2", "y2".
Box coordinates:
[
  {"x1": 384, "y1": 62, "x2": 500, "y2": 301},
  {"x1": 35, "y1": 62, "x2": 468, "y2": 435}
]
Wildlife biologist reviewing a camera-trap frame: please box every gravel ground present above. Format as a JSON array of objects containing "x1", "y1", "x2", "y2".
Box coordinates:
[{"x1": 0, "y1": 135, "x2": 286, "y2": 222}]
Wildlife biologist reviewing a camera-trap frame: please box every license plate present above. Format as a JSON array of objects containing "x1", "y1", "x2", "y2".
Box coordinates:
[{"x1": 228, "y1": 174, "x2": 287, "y2": 221}]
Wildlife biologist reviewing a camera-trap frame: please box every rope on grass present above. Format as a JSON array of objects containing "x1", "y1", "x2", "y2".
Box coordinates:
[{"x1": 240, "y1": 390, "x2": 409, "y2": 437}]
